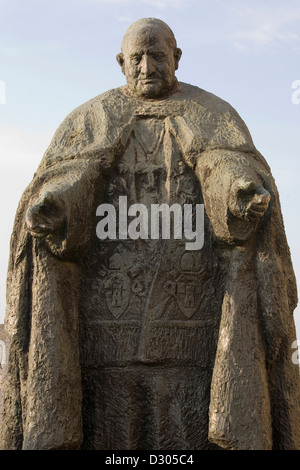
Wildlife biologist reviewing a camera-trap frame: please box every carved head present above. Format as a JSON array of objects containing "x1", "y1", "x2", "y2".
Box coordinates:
[{"x1": 117, "y1": 18, "x2": 182, "y2": 100}]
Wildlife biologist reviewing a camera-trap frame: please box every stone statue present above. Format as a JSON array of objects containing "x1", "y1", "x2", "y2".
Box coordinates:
[{"x1": 1, "y1": 18, "x2": 300, "y2": 450}]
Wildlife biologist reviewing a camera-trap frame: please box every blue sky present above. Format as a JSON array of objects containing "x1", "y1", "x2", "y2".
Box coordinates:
[{"x1": 0, "y1": 0, "x2": 300, "y2": 343}]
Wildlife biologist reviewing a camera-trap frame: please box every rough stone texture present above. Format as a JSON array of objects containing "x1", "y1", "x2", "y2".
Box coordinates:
[
  {"x1": 0, "y1": 325, "x2": 10, "y2": 429},
  {"x1": 1, "y1": 18, "x2": 300, "y2": 450}
]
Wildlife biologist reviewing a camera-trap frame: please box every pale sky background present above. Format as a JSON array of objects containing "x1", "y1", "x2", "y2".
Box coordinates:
[{"x1": 0, "y1": 0, "x2": 299, "y2": 345}]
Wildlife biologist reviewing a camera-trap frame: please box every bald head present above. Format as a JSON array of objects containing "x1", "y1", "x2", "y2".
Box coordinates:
[
  {"x1": 117, "y1": 18, "x2": 182, "y2": 100},
  {"x1": 121, "y1": 18, "x2": 177, "y2": 52}
]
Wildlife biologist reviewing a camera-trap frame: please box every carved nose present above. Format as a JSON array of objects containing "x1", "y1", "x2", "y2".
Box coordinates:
[{"x1": 140, "y1": 55, "x2": 155, "y2": 76}]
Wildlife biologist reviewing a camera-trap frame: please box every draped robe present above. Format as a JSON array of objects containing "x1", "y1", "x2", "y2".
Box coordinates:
[{"x1": 1, "y1": 82, "x2": 299, "y2": 450}]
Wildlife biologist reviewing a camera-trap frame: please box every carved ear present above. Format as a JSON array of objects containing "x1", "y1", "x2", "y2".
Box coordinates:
[
  {"x1": 174, "y1": 48, "x2": 182, "y2": 70},
  {"x1": 116, "y1": 53, "x2": 125, "y2": 74}
]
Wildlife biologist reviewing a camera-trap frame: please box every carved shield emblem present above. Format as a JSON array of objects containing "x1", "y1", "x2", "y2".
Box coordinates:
[
  {"x1": 104, "y1": 271, "x2": 130, "y2": 319},
  {"x1": 176, "y1": 274, "x2": 202, "y2": 318}
]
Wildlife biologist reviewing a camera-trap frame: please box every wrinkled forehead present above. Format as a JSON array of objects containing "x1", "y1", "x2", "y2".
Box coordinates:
[{"x1": 121, "y1": 25, "x2": 176, "y2": 54}]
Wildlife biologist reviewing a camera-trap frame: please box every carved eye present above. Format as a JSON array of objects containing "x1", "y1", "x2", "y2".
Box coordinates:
[
  {"x1": 132, "y1": 55, "x2": 142, "y2": 65},
  {"x1": 153, "y1": 53, "x2": 165, "y2": 62}
]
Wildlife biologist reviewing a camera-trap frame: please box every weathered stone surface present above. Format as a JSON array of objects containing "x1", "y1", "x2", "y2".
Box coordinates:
[
  {"x1": 1, "y1": 18, "x2": 300, "y2": 450},
  {"x1": 0, "y1": 325, "x2": 10, "y2": 429}
]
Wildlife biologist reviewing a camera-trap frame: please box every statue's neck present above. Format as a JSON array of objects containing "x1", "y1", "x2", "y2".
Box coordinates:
[{"x1": 121, "y1": 79, "x2": 180, "y2": 103}]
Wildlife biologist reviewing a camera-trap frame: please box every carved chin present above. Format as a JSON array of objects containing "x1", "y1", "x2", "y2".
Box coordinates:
[{"x1": 133, "y1": 80, "x2": 168, "y2": 98}]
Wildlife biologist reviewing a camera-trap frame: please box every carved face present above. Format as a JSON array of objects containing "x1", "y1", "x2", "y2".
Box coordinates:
[{"x1": 118, "y1": 27, "x2": 180, "y2": 99}]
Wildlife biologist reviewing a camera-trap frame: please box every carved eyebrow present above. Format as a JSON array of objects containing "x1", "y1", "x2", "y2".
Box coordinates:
[
  {"x1": 149, "y1": 50, "x2": 166, "y2": 55},
  {"x1": 130, "y1": 51, "x2": 143, "y2": 58},
  {"x1": 129, "y1": 50, "x2": 166, "y2": 57}
]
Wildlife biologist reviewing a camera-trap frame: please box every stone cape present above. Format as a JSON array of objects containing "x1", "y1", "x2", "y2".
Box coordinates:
[{"x1": 1, "y1": 82, "x2": 299, "y2": 450}]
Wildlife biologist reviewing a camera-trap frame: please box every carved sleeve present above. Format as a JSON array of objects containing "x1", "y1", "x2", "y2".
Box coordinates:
[{"x1": 195, "y1": 149, "x2": 273, "y2": 244}]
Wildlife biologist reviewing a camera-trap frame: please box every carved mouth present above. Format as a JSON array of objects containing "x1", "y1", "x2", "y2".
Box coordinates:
[{"x1": 141, "y1": 78, "x2": 160, "y2": 84}]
